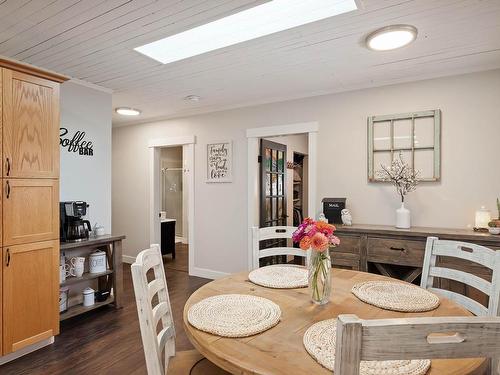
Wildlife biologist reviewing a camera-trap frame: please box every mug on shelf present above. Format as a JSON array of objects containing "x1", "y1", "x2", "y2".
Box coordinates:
[{"x1": 68, "y1": 256, "x2": 85, "y2": 278}]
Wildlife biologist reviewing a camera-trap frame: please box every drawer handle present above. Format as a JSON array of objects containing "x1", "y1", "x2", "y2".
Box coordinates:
[
  {"x1": 6, "y1": 157, "x2": 10, "y2": 176},
  {"x1": 5, "y1": 180, "x2": 10, "y2": 199},
  {"x1": 6, "y1": 249, "x2": 10, "y2": 267},
  {"x1": 390, "y1": 246, "x2": 406, "y2": 252}
]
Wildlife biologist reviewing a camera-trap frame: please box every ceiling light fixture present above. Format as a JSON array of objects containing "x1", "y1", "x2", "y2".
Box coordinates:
[
  {"x1": 365, "y1": 25, "x2": 417, "y2": 51},
  {"x1": 115, "y1": 107, "x2": 141, "y2": 116},
  {"x1": 135, "y1": 0, "x2": 358, "y2": 64},
  {"x1": 184, "y1": 95, "x2": 201, "y2": 102}
]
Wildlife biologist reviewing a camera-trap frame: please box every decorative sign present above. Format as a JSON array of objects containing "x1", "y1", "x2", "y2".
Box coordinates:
[
  {"x1": 60, "y1": 127, "x2": 94, "y2": 156},
  {"x1": 207, "y1": 141, "x2": 232, "y2": 183}
]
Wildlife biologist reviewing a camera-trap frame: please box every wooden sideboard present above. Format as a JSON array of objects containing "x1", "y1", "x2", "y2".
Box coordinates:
[{"x1": 332, "y1": 224, "x2": 500, "y2": 308}]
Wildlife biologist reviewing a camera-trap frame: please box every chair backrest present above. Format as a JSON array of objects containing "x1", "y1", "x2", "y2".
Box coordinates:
[
  {"x1": 334, "y1": 314, "x2": 500, "y2": 375},
  {"x1": 252, "y1": 226, "x2": 309, "y2": 269},
  {"x1": 131, "y1": 244, "x2": 175, "y2": 375},
  {"x1": 420, "y1": 236, "x2": 500, "y2": 316}
]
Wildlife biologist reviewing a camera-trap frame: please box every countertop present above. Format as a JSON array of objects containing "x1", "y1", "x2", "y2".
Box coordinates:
[{"x1": 60, "y1": 234, "x2": 126, "y2": 250}]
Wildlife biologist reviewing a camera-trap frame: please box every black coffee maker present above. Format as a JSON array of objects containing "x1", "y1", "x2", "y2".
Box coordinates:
[{"x1": 60, "y1": 201, "x2": 92, "y2": 242}]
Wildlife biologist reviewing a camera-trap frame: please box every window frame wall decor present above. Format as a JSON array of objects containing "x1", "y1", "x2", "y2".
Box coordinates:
[
  {"x1": 206, "y1": 140, "x2": 232, "y2": 183},
  {"x1": 367, "y1": 109, "x2": 441, "y2": 182}
]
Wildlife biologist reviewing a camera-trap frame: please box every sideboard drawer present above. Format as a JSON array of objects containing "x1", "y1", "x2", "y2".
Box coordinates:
[
  {"x1": 332, "y1": 235, "x2": 361, "y2": 254},
  {"x1": 367, "y1": 238, "x2": 425, "y2": 267},
  {"x1": 331, "y1": 252, "x2": 360, "y2": 270}
]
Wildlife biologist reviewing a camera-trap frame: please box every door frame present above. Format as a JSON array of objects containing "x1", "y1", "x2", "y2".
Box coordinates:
[
  {"x1": 149, "y1": 135, "x2": 195, "y2": 276},
  {"x1": 246, "y1": 122, "x2": 319, "y2": 270}
]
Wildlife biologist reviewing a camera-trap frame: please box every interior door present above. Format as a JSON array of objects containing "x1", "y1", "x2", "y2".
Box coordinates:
[
  {"x1": 3, "y1": 178, "x2": 59, "y2": 246},
  {"x1": 2, "y1": 68, "x2": 60, "y2": 178},
  {"x1": 3, "y1": 240, "x2": 59, "y2": 354},
  {"x1": 259, "y1": 139, "x2": 287, "y2": 265}
]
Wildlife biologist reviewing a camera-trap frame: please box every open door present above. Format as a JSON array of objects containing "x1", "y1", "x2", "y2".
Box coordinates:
[{"x1": 259, "y1": 139, "x2": 287, "y2": 266}]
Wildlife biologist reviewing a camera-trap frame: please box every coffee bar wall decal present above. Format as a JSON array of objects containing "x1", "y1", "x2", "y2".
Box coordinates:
[
  {"x1": 60, "y1": 127, "x2": 94, "y2": 156},
  {"x1": 207, "y1": 140, "x2": 232, "y2": 183}
]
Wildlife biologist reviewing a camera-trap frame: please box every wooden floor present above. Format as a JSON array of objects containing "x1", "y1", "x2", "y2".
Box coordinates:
[
  {"x1": 164, "y1": 243, "x2": 189, "y2": 273},
  {"x1": 1, "y1": 263, "x2": 209, "y2": 375}
]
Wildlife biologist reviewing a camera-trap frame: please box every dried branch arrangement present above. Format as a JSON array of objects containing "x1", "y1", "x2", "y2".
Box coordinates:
[{"x1": 376, "y1": 152, "x2": 419, "y2": 203}]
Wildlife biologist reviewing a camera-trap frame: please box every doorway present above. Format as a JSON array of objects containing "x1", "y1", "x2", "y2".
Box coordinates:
[
  {"x1": 149, "y1": 136, "x2": 195, "y2": 276},
  {"x1": 247, "y1": 122, "x2": 318, "y2": 270},
  {"x1": 159, "y1": 146, "x2": 188, "y2": 272}
]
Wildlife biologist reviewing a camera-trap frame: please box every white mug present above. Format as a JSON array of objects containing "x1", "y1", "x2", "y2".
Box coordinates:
[
  {"x1": 69, "y1": 257, "x2": 85, "y2": 278},
  {"x1": 60, "y1": 264, "x2": 67, "y2": 283}
]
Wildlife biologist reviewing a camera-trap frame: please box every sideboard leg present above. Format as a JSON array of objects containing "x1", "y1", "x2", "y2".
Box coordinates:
[{"x1": 112, "y1": 240, "x2": 124, "y2": 309}]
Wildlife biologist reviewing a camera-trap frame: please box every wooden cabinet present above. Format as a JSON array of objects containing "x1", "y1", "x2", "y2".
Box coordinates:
[
  {"x1": 2, "y1": 69, "x2": 60, "y2": 179},
  {"x1": 0, "y1": 60, "x2": 66, "y2": 357},
  {"x1": 3, "y1": 179, "x2": 59, "y2": 246},
  {"x1": 2, "y1": 241, "x2": 59, "y2": 354}
]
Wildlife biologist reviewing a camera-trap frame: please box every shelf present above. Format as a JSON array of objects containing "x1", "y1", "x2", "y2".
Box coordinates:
[
  {"x1": 60, "y1": 296, "x2": 115, "y2": 321},
  {"x1": 60, "y1": 270, "x2": 113, "y2": 287},
  {"x1": 293, "y1": 181, "x2": 301, "y2": 185},
  {"x1": 293, "y1": 199, "x2": 301, "y2": 202}
]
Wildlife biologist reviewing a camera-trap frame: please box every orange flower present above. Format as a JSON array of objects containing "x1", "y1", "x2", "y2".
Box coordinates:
[
  {"x1": 299, "y1": 236, "x2": 312, "y2": 250},
  {"x1": 316, "y1": 221, "x2": 336, "y2": 235},
  {"x1": 311, "y1": 233, "x2": 329, "y2": 252}
]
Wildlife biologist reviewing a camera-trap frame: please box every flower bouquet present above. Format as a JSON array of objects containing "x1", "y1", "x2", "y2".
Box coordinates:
[{"x1": 292, "y1": 218, "x2": 340, "y2": 304}]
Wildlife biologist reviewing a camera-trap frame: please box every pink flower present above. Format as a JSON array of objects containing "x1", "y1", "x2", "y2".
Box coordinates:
[
  {"x1": 329, "y1": 235, "x2": 340, "y2": 246},
  {"x1": 311, "y1": 233, "x2": 329, "y2": 252}
]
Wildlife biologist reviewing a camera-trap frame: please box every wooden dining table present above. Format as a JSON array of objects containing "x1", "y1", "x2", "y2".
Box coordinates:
[{"x1": 183, "y1": 269, "x2": 486, "y2": 375}]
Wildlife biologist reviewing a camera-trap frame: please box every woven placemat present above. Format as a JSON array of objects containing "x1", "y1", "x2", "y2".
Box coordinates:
[
  {"x1": 187, "y1": 294, "x2": 281, "y2": 337},
  {"x1": 248, "y1": 265, "x2": 308, "y2": 289},
  {"x1": 351, "y1": 281, "x2": 440, "y2": 312},
  {"x1": 303, "y1": 319, "x2": 431, "y2": 374}
]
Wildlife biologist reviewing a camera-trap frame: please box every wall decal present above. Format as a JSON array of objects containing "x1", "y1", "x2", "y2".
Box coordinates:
[
  {"x1": 207, "y1": 141, "x2": 232, "y2": 183},
  {"x1": 60, "y1": 127, "x2": 94, "y2": 156}
]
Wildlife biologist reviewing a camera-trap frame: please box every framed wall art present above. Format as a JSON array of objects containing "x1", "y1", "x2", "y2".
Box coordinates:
[
  {"x1": 207, "y1": 141, "x2": 232, "y2": 183},
  {"x1": 367, "y1": 109, "x2": 441, "y2": 182}
]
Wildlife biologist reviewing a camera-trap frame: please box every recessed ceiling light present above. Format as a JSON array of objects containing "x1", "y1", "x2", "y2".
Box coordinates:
[
  {"x1": 135, "y1": 0, "x2": 358, "y2": 64},
  {"x1": 365, "y1": 25, "x2": 417, "y2": 51},
  {"x1": 115, "y1": 107, "x2": 141, "y2": 116},
  {"x1": 184, "y1": 95, "x2": 201, "y2": 102}
]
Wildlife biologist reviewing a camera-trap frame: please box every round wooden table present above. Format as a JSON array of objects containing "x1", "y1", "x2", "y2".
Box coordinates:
[{"x1": 183, "y1": 269, "x2": 486, "y2": 375}]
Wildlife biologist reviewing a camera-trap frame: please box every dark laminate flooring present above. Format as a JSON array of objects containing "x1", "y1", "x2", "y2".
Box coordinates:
[
  {"x1": 1, "y1": 264, "x2": 209, "y2": 375},
  {"x1": 164, "y1": 243, "x2": 189, "y2": 273}
]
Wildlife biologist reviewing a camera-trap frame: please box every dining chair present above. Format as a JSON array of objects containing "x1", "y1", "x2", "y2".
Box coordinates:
[
  {"x1": 421, "y1": 236, "x2": 500, "y2": 317},
  {"x1": 334, "y1": 314, "x2": 500, "y2": 375},
  {"x1": 252, "y1": 225, "x2": 309, "y2": 269},
  {"x1": 131, "y1": 244, "x2": 229, "y2": 375}
]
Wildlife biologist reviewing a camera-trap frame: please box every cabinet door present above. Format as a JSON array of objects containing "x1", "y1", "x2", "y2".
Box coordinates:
[
  {"x1": 3, "y1": 240, "x2": 59, "y2": 354},
  {"x1": 3, "y1": 179, "x2": 59, "y2": 246},
  {"x1": 2, "y1": 68, "x2": 59, "y2": 178}
]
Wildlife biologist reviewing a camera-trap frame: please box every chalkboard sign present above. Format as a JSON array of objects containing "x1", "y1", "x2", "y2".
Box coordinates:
[{"x1": 207, "y1": 141, "x2": 232, "y2": 183}]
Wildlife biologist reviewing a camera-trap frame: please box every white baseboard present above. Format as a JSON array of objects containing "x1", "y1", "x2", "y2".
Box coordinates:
[
  {"x1": 0, "y1": 337, "x2": 54, "y2": 365},
  {"x1": 122, "y1": 255, "x2": 136, "y2": 264},
  {"x1": 190, "y1": 267, "x2": 229, "y2": 280}
]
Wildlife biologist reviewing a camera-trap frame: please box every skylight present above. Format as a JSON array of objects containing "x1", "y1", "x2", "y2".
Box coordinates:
[{"x1": 135, "y1": 0, "x2": 358, "y2": 64}]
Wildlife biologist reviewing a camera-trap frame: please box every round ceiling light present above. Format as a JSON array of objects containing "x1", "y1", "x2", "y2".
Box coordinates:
[
  {"x1": 365, "y1": 25, "x2": 417, "y2": 51},
  {"x1": 184, "y1": 95, "x2": 201, "y2": 102},
  {"x1": 115, "y1": 107, "x2": 141, "y2": 116}
]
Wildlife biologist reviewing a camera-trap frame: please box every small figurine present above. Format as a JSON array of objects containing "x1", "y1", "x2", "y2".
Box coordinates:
[
  {"x1": 318, "y1": 213, "x2": 328, "y2": 223},
  {"x1": 341, "y1": 209, "x2": 352, "y2": 226}
]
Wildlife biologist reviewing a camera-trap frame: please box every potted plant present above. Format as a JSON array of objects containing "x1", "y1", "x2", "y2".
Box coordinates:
[{"x1": 376, "y1": 152, "x2": 419, "y2": 229}]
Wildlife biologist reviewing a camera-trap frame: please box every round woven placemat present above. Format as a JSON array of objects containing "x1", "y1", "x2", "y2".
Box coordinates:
[
  {"x1": 187, "y1": 294, "x2": 281, "y2": 337},
  {"x1": 351, "y1": 281, "x2": 440, "y2": 312},
  {"x1": 303, "y1": 319, "x2": 431, "y2": 374},
  {"x1": 248, "y1": 265, "x2": 308, "y2": 289}
]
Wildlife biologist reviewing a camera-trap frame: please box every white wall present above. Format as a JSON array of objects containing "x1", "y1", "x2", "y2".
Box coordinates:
[
  {"x1": 112, "y1": 69, "x2": 500, "y2": 276},
  {"x1": 60, "y1": 81, "x2": 112, "y2": 232}
]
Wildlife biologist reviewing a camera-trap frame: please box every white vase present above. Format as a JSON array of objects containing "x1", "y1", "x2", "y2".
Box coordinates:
[{"x1": 396, "y1": 202, "x2": 411, "y2": 229}]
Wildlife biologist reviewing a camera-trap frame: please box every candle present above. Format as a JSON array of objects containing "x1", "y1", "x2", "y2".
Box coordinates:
[{"x1": 475, "y1": 206, "x2": 491, "y2": 229}]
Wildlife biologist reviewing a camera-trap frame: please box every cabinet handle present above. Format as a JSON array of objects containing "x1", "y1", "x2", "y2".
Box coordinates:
[
  {"x1": 6, "y1": 249, "x2": 10, "y2": 267},
  {"x1": 6, "y1": 157, "x2": 10, "y2": 176},
  {"x1": 5, "y1": 180, "x2": 10, "y2": 199},
  {"x1": 390, "y1": 246, "x2": 406, "y2": 252}
]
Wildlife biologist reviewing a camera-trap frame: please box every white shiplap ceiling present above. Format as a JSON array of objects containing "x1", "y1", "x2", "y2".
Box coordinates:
[{"x1": 1, "y1": 0, "x2": 499, "y2": 126}]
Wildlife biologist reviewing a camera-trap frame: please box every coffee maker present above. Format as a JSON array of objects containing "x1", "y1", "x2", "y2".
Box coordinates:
[{"x1": 60, "y1": 201, "x2": 92, "y2": 242}]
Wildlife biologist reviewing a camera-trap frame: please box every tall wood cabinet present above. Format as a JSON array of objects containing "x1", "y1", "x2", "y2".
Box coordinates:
[{"x1": 0, "y1": 59, "x2": 66, "y2": 356}]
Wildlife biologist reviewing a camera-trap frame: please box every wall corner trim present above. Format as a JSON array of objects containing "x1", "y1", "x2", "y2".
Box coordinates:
[
  {"x1": 67, "y1": 78, "x2": 113, "y2": 94},
  {"x1": 246, "y1": 121, "x2": 319, "y2": 138}
]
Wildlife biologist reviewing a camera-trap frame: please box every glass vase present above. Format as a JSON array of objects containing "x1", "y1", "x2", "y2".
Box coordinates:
[{"x1": 308, "y1": 250, "x2": 331, "y2": 305}]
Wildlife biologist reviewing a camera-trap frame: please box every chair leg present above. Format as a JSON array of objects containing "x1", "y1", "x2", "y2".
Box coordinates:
[{"x1": 492, "y1": 357, "x2": 499, "y2": 375}]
